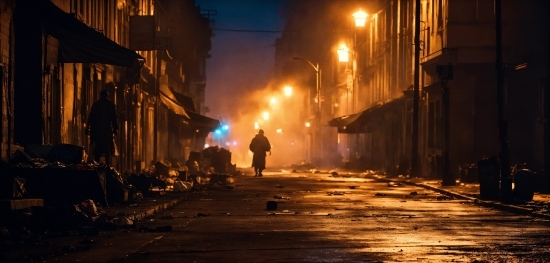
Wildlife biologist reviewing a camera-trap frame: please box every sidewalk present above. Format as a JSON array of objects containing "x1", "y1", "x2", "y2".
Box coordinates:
[
  {"x1": 372, "y1": 175, "x2": 550, "y2": 219},
  {"x1": 101, "y1": 191, "x2": 186, "y2": 222}
]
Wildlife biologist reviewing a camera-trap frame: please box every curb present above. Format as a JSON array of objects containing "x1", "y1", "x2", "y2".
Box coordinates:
[
  {"x1": 372, "y1": 177, "x2": 550, "y2": 220},
  {"x1": 133, "y1": 197, "x2": 185, "y2": 221},
  {"x1": 105, "y1": 195, "x2": 186, "y2": 222}
]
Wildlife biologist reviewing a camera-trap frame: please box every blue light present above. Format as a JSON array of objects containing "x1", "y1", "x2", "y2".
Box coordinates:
[
  {"x1": 215, "y1": 129, "x2": 221, "y2": 135},
  {"x1": 222, "y1": 124, "x2": 229, "y2": 130}
]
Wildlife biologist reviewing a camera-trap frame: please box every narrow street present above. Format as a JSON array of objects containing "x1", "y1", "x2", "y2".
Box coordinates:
[{"x1": 55, "y1": 171, "x2": 550, "y2": 262}]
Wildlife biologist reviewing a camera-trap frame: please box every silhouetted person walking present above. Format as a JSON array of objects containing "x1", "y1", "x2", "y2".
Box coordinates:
[
  {"x1": 86, "y1": 89, "x2": 118, "y2": 165},
  {"x1": 249, "y1": 129, "x2": 271, "y2": 177}
]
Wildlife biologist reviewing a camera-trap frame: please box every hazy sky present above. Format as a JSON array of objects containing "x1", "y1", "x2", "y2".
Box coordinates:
[
  {"x1": 194, "y1": 0, "x2": 284, "y2": 120},
  {"x1": 193, "y1": 0, "x2": 297, "y2": 166}
]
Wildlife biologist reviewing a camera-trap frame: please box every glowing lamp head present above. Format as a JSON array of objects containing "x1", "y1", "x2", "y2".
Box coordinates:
[
  {"x1": 284, "y1": 86, "x2": 293, "y2": 97},
  {"x1": 337, "y1": 43, "x2": 349, "y2": 62},
  {"x1": 353, "y1": 9, "x2": 368, "y2": 27}
]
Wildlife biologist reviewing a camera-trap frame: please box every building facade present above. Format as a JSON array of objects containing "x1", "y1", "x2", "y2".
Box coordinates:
[
  {"x1": 0, "y1": 0, "x2": 218, "y2": 173},
  {"x1": 275, "y1": 0, "x2": 549, "y2": 187}
]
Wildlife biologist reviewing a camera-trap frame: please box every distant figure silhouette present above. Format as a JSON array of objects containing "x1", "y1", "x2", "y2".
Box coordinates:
[
  {"x1": 249, "y1": 129, "x2": 271, "y2": 177},
  {"x1": 86, "y1": 89, "x2": 118, "y2": 165}
]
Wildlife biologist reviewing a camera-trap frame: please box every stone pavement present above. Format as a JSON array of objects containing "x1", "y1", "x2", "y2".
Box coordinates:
[
  {"x1": 106, "y1": 170, "x2": 550, "y2": 223},
  {"x1": 371, "y1": 175, "x2": 550, "y2": 219}
]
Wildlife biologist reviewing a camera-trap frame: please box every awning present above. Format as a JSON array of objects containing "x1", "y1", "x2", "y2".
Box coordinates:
[
  {"x1": 328, "y1": 110, "x2": 370, "y2": 134},
  {"x1": 159, "y1": 86, "x2": 190, "y2": 119},
  {"x1": 187, "y1": 111, "x2": 220, "y2": 130},
  {"x1": 37, "y1": 0, "x2": 143, "y2": 67},
  {"x1": 328, "y1": 111, "x2": 364, "y2": 131},
  {"x1": 173, "y1": 91, "x2": 220, "y2": 130},
  {"x1": 173, "y1": 92, "x2": 197, "y2": 112},
  {"x1": 328, "y1": 96, "x2": 405, "y2": 134}
]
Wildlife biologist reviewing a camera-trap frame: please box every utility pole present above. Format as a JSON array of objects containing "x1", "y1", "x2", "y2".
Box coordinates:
[
  {"x1": 293, "y1": 58, "x2": 321, "y2": 165},
  {"x1": 154, "y1": 50, "x2": 160, "y2": 163},
  {"x1": 437, "y1": 64, "x2": 455, "y2": 186},
  {"x1": 545, "y1": 1, "x2": 550, "y2": 193},
  {"x1": 411, "y1": 0, "x2": 421, "y2": 176},
  {"x1": 495, "y1": 0, "x2": 513, "y2": 202}
]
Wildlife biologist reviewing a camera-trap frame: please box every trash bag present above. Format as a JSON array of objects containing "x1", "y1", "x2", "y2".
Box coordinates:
[
  {"x1": 0, "y1": 175, "x2": 27, "y2": 199},
  {"x1": 154, "y1": 161, "x2": 170, "y2": 177},
  {"x1": 78, "y1": 199, "x2": 99, "y2": 217},
  {"x1": 114, "y1": 216, "x2": 134, "y2": 226},
  {"x1": 106, "y1": 168, "x2": 128, "y2": 204},
  {"x1": 10, "y1": 149, "x2": 32, "y2": 165},
  {"x1": 24, "y1": 144, "x2": 54, "y2": 159},
  {"x1": 48, "y1": 143, "x2": 86, "y2": 164},
  {"x1": 173, "y1": 180, "x2": 188, "y2": 192},
  {"x1": 127, "y1": 173, "x2": 151, "y2": 194},
  {"x1": 106, "y1": 167, "x2": 124, "y2": 188}
]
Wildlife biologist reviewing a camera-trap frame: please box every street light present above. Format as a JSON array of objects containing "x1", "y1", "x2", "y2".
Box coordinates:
[
  {"x1": 284, "y1": 86, "x2": 293, "y2": 97},
  {"x1": 337, "y1": 43, "x2": 350, "y2": 62},
  {"x1": 352, "y1": 9, "x2": 368, "y2": 27},
  {"x1": 293, "y1": 57, "x2": 322, "y2": 164}
]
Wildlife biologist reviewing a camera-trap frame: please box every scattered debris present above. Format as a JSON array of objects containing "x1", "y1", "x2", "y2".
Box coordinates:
[
  {"x1": 160, "y1": 214, "x2": 174, "y2": 219},
  {"x1": 195, "y1": 213, "x2": 209, "y2": 217},
  {"x1": 387, "y1": 181, "x2": 402, "y2": 187},
  {"x1": 139, "y1": 225, "x2": 172, "y2": 232},
  {"x1": 267, "y1": 201, "x2": 277, "y2": 210}
]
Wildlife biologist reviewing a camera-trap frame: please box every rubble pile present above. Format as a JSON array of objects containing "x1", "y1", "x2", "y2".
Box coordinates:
[{"x1": 0, "y1": 143, "x2": 240, "y2": 261}]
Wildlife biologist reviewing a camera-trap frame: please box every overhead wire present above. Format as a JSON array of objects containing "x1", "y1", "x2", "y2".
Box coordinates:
[{"x1": 213, "y1": 28, "x2": 292, "y2": 33}]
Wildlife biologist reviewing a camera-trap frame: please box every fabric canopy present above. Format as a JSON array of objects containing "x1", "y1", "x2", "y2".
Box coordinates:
[
  {"x1": 173, "y1": 91, "x2": 220, "y2": 130},
  {"x1": 173, "y1": 92, "x2": 197, "y2": 112},
  {"x1": 328, "y1": 110, "x2": 370, "y2": 134},
  {"x1": 38, "y1": 0, "x2": 143, "y2": 67},
  {"x1": 159, "y1": 85, "x2": 190, "y2": 119},
  {"x1": 328, "y1": 96, "x2": 405, "y2": 134},
  {"x1": 186, "y1": 111, "x2": 220, "y2": 129}
]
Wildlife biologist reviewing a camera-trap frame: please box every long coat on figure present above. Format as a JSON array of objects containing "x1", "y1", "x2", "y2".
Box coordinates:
[
  {"x1": 249, "y1": 130, "x2": 271, "y2": 176},
  {"x1": 86, "y1": 90, "x2": 119, "y2": 164}
]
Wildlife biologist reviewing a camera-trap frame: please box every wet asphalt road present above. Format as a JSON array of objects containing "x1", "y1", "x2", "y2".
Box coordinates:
[{"x1": 59, "y1": 171, "x2": 550, "y2": 262}]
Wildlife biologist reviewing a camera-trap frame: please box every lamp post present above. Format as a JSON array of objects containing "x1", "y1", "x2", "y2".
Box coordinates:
[
  {"x1": 337, "y1": 43, "x2": 352, "y2": 114},
  {"x1": 495, "y1": 0, "x2": 512, "y2": 202},
  {"x1": 351, "y1": 9, "x2": 368, "y2": 112},
  {"x1": 294, "y1": 57, "x2": 322, "y2": 165},
  {"x1": 411, "y1": 0, "x2": 421, "y2": 177}
]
